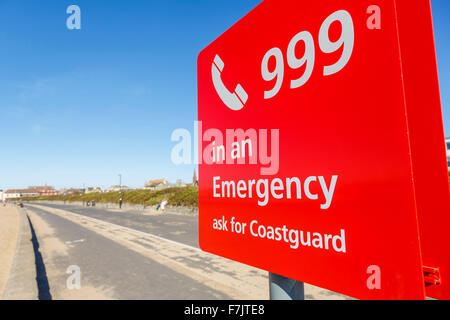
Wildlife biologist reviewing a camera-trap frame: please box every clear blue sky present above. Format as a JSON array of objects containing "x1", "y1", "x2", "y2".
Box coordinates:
[{"x1": 0, "y1": 0, "x2": 449, "y2": 190}]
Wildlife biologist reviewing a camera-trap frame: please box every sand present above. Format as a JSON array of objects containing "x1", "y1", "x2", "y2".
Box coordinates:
[{"x1": 0, "y1": 205, "x2": 20, "y2": 298}]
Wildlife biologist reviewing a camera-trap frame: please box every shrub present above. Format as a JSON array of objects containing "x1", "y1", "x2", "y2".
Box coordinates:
[{"x1": 22, "y1": 186, "x2": 199, "y2": 208}]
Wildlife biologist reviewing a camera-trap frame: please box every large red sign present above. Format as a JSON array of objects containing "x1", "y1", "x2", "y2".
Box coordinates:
[{"x1": 197, "y1": 0, "x2": 450, "y2": 300}]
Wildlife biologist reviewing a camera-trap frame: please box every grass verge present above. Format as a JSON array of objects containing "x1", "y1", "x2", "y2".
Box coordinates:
[{"x1": 20, "y1": 186, "x2": 199, "y2": 208}]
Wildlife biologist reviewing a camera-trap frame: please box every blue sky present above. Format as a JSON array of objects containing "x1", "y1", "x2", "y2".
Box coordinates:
[{"x1": 0, "y1": 0, "x2": 449, "y2": 190}]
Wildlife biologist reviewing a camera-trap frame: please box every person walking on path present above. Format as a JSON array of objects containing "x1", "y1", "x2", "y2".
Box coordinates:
[{"x1": 156, "y1": 199, "x2": 168, "y2": 213}]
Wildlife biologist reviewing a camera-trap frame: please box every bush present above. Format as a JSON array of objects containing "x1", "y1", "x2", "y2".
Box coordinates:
[{"x1": 22, "y1": 186, "x2": 199, "y2": 208}]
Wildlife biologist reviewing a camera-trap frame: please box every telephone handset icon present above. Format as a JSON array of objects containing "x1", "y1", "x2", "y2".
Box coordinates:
[{"x1": 211, "y1": 55, "x2": 248, "y2": 111}]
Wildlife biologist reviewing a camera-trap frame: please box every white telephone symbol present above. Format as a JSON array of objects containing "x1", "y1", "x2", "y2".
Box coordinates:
[{"x1": 211, "y1": 55, "x2": 248, "y2": 111}]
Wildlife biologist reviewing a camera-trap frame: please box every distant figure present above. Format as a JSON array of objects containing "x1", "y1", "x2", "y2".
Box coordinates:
[
  {"x1": 156, "y1": 200, "x2": 168, "y2": 213},
  {"x1": 161, "y1": 200, "x2": 168, "y2": 211}
]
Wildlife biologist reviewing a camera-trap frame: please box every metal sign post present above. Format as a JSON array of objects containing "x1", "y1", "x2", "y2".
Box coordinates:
[{"x1": 269, "y1": 273, "x2": 304, "y2": 300}]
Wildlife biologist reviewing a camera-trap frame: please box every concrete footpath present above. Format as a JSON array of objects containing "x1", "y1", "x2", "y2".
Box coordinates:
[
  {"x1": 0, "y1": 205, "x2": 19, "y2": 297},
  {"x1": 0, "y1": 205, "x2": 38, "y2": 300}
]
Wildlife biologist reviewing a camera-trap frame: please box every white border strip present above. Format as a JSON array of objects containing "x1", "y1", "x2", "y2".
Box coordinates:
[{"x1": 29, "y1": 204, "x2": 203, "y2": 253}]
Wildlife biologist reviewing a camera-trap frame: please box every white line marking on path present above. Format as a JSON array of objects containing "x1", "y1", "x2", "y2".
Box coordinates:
[
  {"x1": 30, "y1": 204, "x2": 203, "y2": 253},
  {"x1": 65, "y1": 239, "x2": 85, "y2": 245}
]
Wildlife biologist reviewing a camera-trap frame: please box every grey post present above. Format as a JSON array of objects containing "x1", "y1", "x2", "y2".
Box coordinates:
[
  {"x1": 118, "y1": 174, "x2": 122, "y2": 209},
  {"x1": 269, "y1": 273, "x2": 305, "y2": 300}
]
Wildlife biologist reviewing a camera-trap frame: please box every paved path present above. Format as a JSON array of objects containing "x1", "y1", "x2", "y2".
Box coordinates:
[
  {"x1": 25, "y1": 202, "x2": 350, "y2": 300},
  {"x1": 0, "y1": 205, "x2": 19, "y2": 297},
  {"x1": 25, "y1": 204, "x2": 268, "y2": 300},
  {"x1": 37, "y1": 203, "x2": 199, "y2": 247}
]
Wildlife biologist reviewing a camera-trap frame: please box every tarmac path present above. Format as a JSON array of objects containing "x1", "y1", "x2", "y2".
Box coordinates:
[
  {"x1": 25, "y1": 203, "x2": 268, "y2": 300},
  {"x1": 24, "y1": 202, "x2": 349, "y2": 300}
]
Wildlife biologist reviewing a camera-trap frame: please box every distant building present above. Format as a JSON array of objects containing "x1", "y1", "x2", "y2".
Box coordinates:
[
  {"x1": 28, "y1": 186, "x2": 58, "y2": 197},
  {"x1": 0, "y1": 186, "x2": 57, "y2": 199},
  {"x1": 175, "y1": 179, "x2": 186, "y2": 187},
  {"x1": 4, "y1": 189, "x2": 37, "y2": 199},
  {"x1": 144, "y1": 179, "x2": 170, "y2": 191},
  {"x1": 107, "y1": 185, "x2": 132, "y2": 192},
  {"x1": 446, "y1": 138, "x2": 450, "y2": 157},
  {"x1": 3, "y1": 190, "x2": 20, "y2": 199},
  {"x1": 0, "y1": 190, "x2": 4, "y2": 202},
  {"x1": 85, "y1": 187, "x2": 103, "y2": 194},
  {"x1": 60, "y1": 188, "x2": 85, "y2": 195},
  {"x1": 193, "y1": 169, "x2": 198, "y2": 186},
  {"x1": 446, "y1": 138, "x2": 450, "y2": 170}
]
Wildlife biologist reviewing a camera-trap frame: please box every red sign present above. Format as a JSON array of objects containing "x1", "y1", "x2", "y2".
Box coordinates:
[{"x1": 197, "y1": 0, "x2": 450, "y2": 300}]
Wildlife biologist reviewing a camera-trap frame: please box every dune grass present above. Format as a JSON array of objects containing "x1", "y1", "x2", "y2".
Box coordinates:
[{"x1": 21, "y1": 186, "x2": 199, "y2": 208}]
